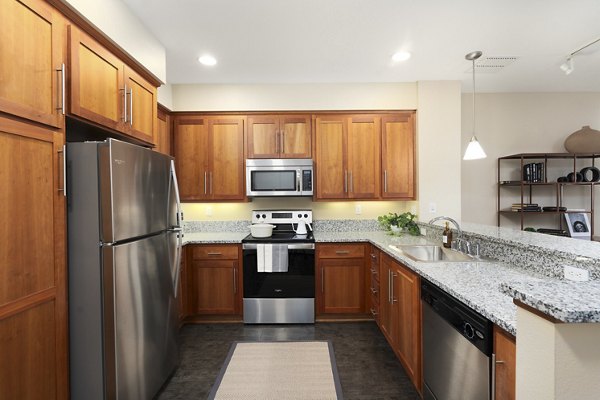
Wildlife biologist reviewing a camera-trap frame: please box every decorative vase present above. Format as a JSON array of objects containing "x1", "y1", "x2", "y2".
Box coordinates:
[
  {"x1": 390, "y1": 225, "x2": 401, "y2": 233},
  {"x1": 564, "y1": 126, "x2": 600, "y2": 153}
]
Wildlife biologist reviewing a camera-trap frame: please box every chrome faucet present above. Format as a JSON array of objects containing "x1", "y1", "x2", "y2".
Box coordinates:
[
  {"x1": 427, "y1": 216, "x2": 463, "y2": 239},
  {"x1": 427, "y1": 216, "x2": 470, "y2": 253}
]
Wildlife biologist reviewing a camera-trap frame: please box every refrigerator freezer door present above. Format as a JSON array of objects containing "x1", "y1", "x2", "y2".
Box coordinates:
[
  {"x1": 99, "y1": 139, "x2": 172, "y2": 242},
  {"x1": 167, "y1": 229, "x2": 183, "y2": 297},
  {"x1": 104, "y1": 233, "x2": 179, "y2": 400}
]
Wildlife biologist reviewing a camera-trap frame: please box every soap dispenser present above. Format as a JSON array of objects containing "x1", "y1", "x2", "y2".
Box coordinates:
[{"x1": 442, "y1": 222, "x2": 452, "y2": 249}]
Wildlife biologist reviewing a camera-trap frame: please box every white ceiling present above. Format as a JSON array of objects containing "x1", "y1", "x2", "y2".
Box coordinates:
[{"x1": 121, "y1": 0, "x2": 600, "y2": 92}]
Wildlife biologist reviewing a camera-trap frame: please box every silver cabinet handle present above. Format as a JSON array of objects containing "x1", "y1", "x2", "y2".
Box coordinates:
[
  {"x1": 280, "y1": 131, "x2": 285, "y2": 154},
  {"x1": 492, "y1": 353, "x2": 497, "y2": 400},
  {"x1": 204, "y1": 171, "x2": 207, "y2": 194},
  {"x1": 388, "y1": 269, "x2": 392, "y2": 303},
  {"x1": 344, "y1": 170, "x2": 348, "y2": 193},
  {"x1": 349, "y1": 170, "x2": 353, "y2": 193},
  {"x1": 122, "y1": 84, "x2": 128, "y2": 122},
  {"x1": 57, "y1": 145, "x2": 66, "y2": 197},
  {"x1": 56, "y1": 63, "x2": 65, "y2": 115},
  {"x1": 206, "y1": 252, "x2": 222, "y2": 256},
  {"x1": 209, "y1": 171, "x2": 213, "y2": 194},
  {"x1": 390, "y1": 272, "x2": 397, "y2": 303},
  {"x1": 233, "y1": 267, "x2": 237, "y2": 294},
  {"x1": 335, "y1": 250, "x2": 350, "y2": 255},
  {"x1": 384, "y1": 170, "x2": 388, "y2": 193},
  {"x1": 129, "y1": 87, "x2": 133, "y2": 126}
]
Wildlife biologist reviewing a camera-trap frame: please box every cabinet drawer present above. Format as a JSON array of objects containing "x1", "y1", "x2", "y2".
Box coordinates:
[
  {"x1": 191, "y1": 245, "x2": 238, "y2": 260},
  {"x1": 318, "y1": 243, "x2": 365, "y2": 259}
]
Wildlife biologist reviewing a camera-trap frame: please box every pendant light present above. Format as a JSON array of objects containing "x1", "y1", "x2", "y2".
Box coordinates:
[{"x1": 463, "y1": 51, "x2": 487, "y2": 160}]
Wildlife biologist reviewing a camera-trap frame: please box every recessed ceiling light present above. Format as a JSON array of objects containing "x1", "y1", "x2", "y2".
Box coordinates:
[
  {"x1": 391, "y1": 51, "x2": 411, "y2": 62},
  {"x1": 198, "y1": 55, "x2": 217, "y2": 66}
]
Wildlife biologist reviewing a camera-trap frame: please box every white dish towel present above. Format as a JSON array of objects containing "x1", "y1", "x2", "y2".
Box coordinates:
[{"x1": 257, "y1": 244, "x2": 288, "y2": 273}]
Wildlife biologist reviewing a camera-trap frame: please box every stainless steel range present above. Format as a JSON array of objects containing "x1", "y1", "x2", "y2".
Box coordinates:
[{"x1": 242, "y1": 210, "x2": 315, "y2": 324}]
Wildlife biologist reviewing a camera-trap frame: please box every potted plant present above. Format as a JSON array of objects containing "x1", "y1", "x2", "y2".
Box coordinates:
[{"x1": 377, "y1": 212, "x2": 420, "y2": 236}]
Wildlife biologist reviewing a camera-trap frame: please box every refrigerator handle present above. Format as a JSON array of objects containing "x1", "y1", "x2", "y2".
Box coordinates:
[{"x1": 170, "y1": 160, "x2": 183, "y2": 226}]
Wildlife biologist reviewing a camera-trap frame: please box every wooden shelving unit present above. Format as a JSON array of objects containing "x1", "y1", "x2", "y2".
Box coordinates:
[{"x1": 497, "y1": 153, "x2": 600, "y2": 239}]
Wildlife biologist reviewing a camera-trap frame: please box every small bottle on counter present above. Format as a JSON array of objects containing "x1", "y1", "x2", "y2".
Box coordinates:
[{"x1": 442, "y1": 222, "x2": 452, "y2": 248}]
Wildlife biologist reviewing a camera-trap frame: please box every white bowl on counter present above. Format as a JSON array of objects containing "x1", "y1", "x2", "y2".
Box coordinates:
[{"x1": 250, "y1": 223, "x2": 276, "y2": 238}]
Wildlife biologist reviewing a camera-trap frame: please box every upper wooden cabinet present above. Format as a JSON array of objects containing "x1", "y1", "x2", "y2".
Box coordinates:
[
  {"x1": 247, "y1": 114, "x2": 311, "y2": 158},
  {"x1": 0, "y1": 0, "x2": 66, "y2": 128},
  {"x1": 381, "y1": 113, "x2": 415, "y2": 199},
  {"x1": 314, "y1": 115, "x2": 380, "y2": 200},
  {"x1": 68, "y1": 26, "x2": 157, "y2": 144},
  {"x1": 155, "y1": 106, "x2": 172, "y2": 156},
  {"x1": 174, "y1": 116, "x2": 246, "y2": 201}
]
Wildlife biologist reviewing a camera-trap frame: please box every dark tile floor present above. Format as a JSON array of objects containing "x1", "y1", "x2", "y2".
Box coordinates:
[{"x1": 156, "y1": 321, "x2": 420, "y2": 400}]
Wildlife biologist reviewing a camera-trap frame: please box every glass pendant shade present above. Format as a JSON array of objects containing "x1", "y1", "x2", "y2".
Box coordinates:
[{"x1": 463, "y1": 135, "x2": 487, "y2": 160}]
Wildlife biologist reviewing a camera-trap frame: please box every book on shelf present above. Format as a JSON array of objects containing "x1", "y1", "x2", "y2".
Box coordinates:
[{"x1": 522, "y1": 162, "x2": 545, "y2": 183}]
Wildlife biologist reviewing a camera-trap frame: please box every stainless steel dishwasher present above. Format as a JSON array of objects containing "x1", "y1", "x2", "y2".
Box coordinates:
[{"x1": 421, "y1": 280, "x2": 493, "y2": 400}]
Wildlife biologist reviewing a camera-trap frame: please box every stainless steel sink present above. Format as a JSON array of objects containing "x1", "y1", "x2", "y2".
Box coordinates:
[{"x1": 389, "y1": 244, "x2": 478, "y2": 262}]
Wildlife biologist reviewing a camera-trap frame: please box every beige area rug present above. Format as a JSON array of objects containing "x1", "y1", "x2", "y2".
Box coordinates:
[{"x1": 208, "y1": 341, "x2": 343, "y2": 400}]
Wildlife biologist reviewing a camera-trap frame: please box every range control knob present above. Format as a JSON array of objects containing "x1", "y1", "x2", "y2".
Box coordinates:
[
  {"x1": 262, "y1": 214, "x2": 267, "y2": 219},
  {"x1": 463, "y1": 322, "x2": 475, "y2": 339},
  {"x1": 298, "y1": 213, "x2": 302, "y2": 218},
  {"x1": 304, "y1": 213, "x2": 308, "y2": 218},
  {"x1": 255, "y1": 214, "x2": 261, "y2": 219}
]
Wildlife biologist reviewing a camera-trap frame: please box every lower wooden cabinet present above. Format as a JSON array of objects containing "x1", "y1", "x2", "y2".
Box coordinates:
[
  {"x1": 316, "y1": 243, "x2": 367, "y2": 315},
  {"x1": 494, "y1": 325, "x2": 516, "y2": 400},
  {"x1": 379, "y1": 252, "x2": 421, "y2": 392},
  {"x1": 184, "y1": 244, "x2": 242, "y2": 316}
]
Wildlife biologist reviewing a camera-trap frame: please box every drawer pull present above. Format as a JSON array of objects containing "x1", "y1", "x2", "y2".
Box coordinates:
[
  {"x1": 370, "y1": 308, "x2": 378, "y2": 316},
  {"x1": 335, "y1": 250, "x2": 350, "y2": 255},
  {"x1": 207, "y1": 252, "x2": 222, "y2": 256}
]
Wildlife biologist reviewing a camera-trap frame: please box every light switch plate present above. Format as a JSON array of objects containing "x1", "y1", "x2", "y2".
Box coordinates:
[
  {"x1": 429, "y1": 202, "x2": 437, "y2": 213},
  {"x1": 563, "y1": 265, "x2": 589, "y2": 282},
  {"x1": 355, "y1": 205, "x2": 362, "y2": 215}
]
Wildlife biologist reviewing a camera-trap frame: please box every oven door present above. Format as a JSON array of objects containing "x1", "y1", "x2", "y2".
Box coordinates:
[{"x1": 243, "y1": 243, "x2": 315, "y2": 298}]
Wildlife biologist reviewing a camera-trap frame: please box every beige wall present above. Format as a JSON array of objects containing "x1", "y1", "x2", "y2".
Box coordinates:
[
  {"x1": 65, "y1": 0, "x2": 167, "y2": 84},
  {"x1": 516, "y1": 306, "x2": 600, "y2": 399},
  {"x1": 172, "y1": 83, "x2": 417, "y2": 111},
  {"x1": 417, "y1": 81, "x2": 463, "y2": 222},
  {"x1": 461, "y1": 93, "x2": 600, "y2": 232},
  {"x1": 181, "y1": 199, "x2": 416, "y2": 221}
]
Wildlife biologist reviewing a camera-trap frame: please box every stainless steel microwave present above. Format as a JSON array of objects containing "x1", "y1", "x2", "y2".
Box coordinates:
[{"x1": 246, "y1": 159, "x2": 313, "y2": 197}]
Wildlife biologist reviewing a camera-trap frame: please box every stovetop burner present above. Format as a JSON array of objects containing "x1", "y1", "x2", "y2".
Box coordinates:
[{"x1": 244, "y1": 209, "x2": 315, "y2": 243}]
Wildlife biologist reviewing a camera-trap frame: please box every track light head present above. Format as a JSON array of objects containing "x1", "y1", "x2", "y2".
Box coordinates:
[{"x1": 560, "y1": 57, "x2": 574, "y2": 75}]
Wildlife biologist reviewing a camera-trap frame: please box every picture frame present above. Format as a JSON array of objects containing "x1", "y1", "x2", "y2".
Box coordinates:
[{"x1": 564, "y1": 212, "x2": 591, "y2": 240}]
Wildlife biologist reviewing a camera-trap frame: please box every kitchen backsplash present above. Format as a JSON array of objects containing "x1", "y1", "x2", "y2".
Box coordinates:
[{"x1": 183, "y1": 220, "x2": 251, "y2": 233}]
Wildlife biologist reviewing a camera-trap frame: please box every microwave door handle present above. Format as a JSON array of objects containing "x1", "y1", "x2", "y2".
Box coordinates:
[{"x1": 297, "y1": 169, "x2": 301, "y2": 192}]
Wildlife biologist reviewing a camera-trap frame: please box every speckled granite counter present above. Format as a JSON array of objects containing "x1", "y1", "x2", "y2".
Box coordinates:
[{"x1": 500, "y1": 280, "x2": 600, "y2": 323}]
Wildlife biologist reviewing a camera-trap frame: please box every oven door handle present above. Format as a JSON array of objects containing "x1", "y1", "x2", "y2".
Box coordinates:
[{"x1": 243, "y1": 243, "x2": 315, "y2": 250}]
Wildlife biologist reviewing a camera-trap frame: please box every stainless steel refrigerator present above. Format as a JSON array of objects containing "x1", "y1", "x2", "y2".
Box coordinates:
[{"x1": 67, "y1": 139, "x2": 183, "y2": 399}]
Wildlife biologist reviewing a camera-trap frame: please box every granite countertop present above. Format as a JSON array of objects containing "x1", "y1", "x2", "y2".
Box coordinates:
[{"x1": 181, "y1": 227, "x2": 600, "y2": 334}]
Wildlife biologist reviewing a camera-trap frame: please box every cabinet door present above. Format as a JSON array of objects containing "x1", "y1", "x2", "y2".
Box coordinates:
[
  {"x1": 0, "y1": 0, "x2": 65, "y2": 128},
  {"x1": 189, "y1": 260, "x2": 238, "y2": 314},
  {"x1": 317, "y1": 258, "x2": 364, "y2": 314},
  {"x1": 124, "y1": 66, "x2": 156, "y2": 144},
  {"x1": 315, "y1": 116, "x2": 347, "y2": 199},
  {"x1": 280, "y1": 115, "x2": 311, "y2": 158},
  {"x1": 395, "y1": 262, "x2": 421, "y2": 391},
  {"x1": 494, "y1": 326, "x2": 516, "y2": 400},
  {"x1": 156, "y1": 107, "x2": 172, "y2": 156},
  {"x1": 348, "y1": 116, "x2": 380, "y2": 199},
  {"x1": 208, "y1": 117, "x2": 245, "y2": 200},
  {"x1": 69, "y1": 26, "x2": 124, "y2": 133},
  {"x1": 381, "y1": 113, "x2": 415, "y2": 199},
  {"x1": 174, "y1": 117, "x2": 209, "y2": 200},
  {"x1": 0, "y1": 116, "x2": 67, "y2": 399},
  {"x1": 247, "y1": 116, "x2": 279, "y2": 158}
]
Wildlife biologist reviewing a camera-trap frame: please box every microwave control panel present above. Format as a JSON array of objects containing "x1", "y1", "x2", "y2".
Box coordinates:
[{"x1": 302, "y1": 170, "x2": 312, "y2": 191}]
